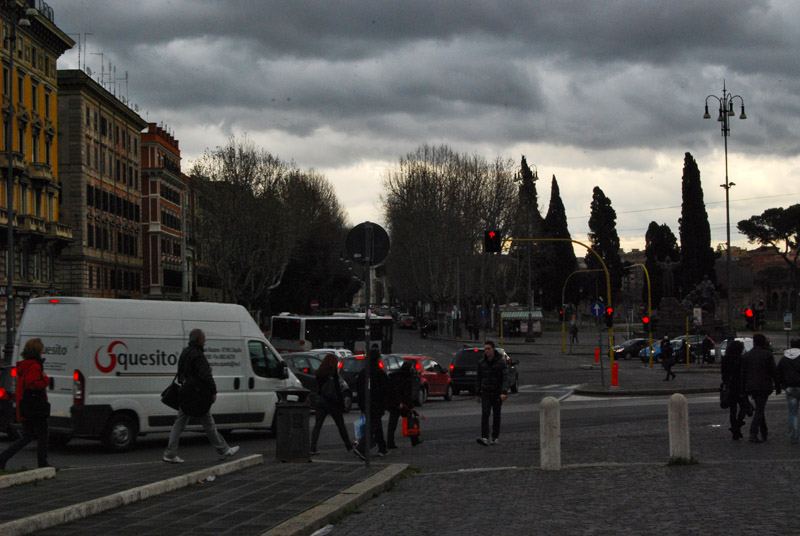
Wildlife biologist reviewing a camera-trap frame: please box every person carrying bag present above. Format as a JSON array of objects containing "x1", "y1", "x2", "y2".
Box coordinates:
[{"x1": 0, "y1": 338, "x2": 51, "y2": 470}]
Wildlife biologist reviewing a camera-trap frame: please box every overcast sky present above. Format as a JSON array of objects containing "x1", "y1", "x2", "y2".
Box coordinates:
[{"x1": 54, "y1": 0, "x2": 800, "y2": 253}]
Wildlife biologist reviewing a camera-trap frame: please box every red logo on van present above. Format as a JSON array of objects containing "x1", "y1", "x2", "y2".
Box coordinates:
[{"x1": 95, "y1": 341, "x2": 128, "y2": 373}]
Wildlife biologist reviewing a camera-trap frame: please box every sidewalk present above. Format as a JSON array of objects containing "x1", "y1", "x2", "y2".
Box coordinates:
[{"x1": 0, "y1": 454, "x2": 407, "y2": 536}]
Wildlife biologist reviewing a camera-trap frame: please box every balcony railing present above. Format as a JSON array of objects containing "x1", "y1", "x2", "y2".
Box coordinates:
[{"x1": 46, "y1": 221, "x2": 73, "y2": 240}]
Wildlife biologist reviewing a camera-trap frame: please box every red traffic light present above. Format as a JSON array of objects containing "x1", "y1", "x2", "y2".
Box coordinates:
[
  {"x1": 743, "y1": 308, "x2": 754, "y2": 317},
  {"x1": 642, "y1": 316, "x2": 650, "y2": 324},
  {"x1": 605, "y1": 307, "x2": 614, "y2": 315}
]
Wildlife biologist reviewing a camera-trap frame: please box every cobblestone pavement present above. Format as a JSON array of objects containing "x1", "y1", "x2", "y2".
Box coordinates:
[{"x1": 328, "y1": 400, "x2": 800, "y2": 536}]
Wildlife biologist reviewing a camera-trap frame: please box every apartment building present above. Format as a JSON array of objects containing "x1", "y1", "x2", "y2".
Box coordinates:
[
  {"x1": 0, "y1": 1, "x2": 73, "y2": 328},
  {"x1": 56, "y1": 69, "x2": 147, "y2": 297}
]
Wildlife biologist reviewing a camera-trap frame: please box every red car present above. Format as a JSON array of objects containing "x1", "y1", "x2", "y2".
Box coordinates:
[{"x1": 399, "y1": 355, "x2": 452, "y2": 405}]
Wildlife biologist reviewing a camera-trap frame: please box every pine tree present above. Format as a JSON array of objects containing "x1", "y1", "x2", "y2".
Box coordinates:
[
  {"x1": 586, "y1": 186, "x2": 623, "y2": 301},
  {"x1": 543, "y1": 175, "x2": 577, "y2": 308},
  {"x1": 678, "y1": 152, "x2": 716, "y2": 298}
]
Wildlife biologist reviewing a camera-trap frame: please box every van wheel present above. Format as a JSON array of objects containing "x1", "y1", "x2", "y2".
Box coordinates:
[
  {"x1": 103, "y1": 413, "x2": 138, "y2": 452},
  {"x1": 49, "y1": 433, "x2": 72, "y2": 449}
]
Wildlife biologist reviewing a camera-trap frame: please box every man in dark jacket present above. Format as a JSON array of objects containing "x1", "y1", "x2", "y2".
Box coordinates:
[
  {"x1": 355, "y1": 346, "x2": 390, "y2": 456},
  {"x1": 476, "y1": 340, "x2": 509, "y2": 446},
  {"x1": 741, "y1": 333, "x2": 780, "y2": 443},
  {"x1": 163, "y1": 329, "x2": 239, "y2": 463},
  {"x1": 777, "y1": 338, "x2": 800, "y2": 444}
]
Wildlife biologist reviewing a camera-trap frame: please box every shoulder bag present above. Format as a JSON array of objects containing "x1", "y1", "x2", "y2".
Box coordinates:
[
  {"x1": 161, "y1": 374, "x2": 182, "y2": 410},
  {"x1": 20, "y1": 388, "x2": 50, "y2": 420}
]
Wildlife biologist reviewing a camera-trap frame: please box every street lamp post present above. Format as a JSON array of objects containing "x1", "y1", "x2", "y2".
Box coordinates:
[
  {"x1": 3, "y1": 1, "x2": 37, "y2": 364},
  {"x1": 704, "y1": 81, "x2": 746, "y2": 336}
]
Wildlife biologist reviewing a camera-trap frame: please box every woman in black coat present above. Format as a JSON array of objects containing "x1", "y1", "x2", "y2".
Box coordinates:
[
  {"x1": 721, "y1": 340, "x2": 747, "y2": 440},
  {"x1": 310, "y1": 353, "x2": 360, "y2": 457}
]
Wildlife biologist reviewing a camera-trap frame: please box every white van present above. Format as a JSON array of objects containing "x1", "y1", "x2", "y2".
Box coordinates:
[{"x1": 15, "y1": 297, "x2": 302, "y2": 451}]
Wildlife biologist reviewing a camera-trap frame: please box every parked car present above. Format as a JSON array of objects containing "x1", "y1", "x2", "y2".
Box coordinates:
[
  {"x1": 307, "y1": 348, "x2": 353, "y2": 359},
  {"x1": 398, "y1": 314, "x2": 417, "y2": 329},
  {"x1": 613, "y1": 338, "x2": 648, "y2": 360},
  {"x1": 713, "y1": 337, "x2": 755, "y2": 359},
  {"x1": 338, "y1": 353, "x2": 405, "y2": 408},
  {"x1": 398, "y1": 355, "x2": 453, "y2": 405},
  {"x1": 282, "y1": 352, "x2": 353, "y2": 413},
  {"x1": 449, "y1": 347, "x2": 519, "y2": 396},
  {"x1": 638, "y1": 339, "x2": 684, "y2": 363}
]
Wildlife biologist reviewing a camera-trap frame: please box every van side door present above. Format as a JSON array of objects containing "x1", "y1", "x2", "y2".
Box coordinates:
[{"x1": 245, "y1": 340, "x2": 286, "y2": 427}]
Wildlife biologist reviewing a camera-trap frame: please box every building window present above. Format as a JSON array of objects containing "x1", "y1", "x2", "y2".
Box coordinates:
[
  {"x1": 44, "y1": 89, "x2": 50, "y2": 119},
  {"x1": 32, "y1": 252, "x2": 40, "y2": 281},
  {"x1": 44, "y1": 138, "x2": 51, "y2": 165},
  {"x1": 31, "y1": 82, "x2": 37, "y2": 111},
  {"x1": 3, "y1": 67, "x2": 9, "y2": 99},
  {"x1": 17, "y1": 75, "x2": 23, "y2": 103},
  {"x1": 85, "y1": 105, "x2": 90, "y2": 126},
  {"x1": 17, "y1": 124, "x2": 24, "y2": 154},
  {"x1": 31, "y1": 130, "x2": 39, "y2": 162}
]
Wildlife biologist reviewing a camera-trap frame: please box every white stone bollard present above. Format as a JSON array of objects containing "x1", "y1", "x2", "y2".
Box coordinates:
[
  {"x1": 668, "y1": 393, "x2": 690, "y2": 460},
  {"x1": 540, "y1": 396, "x2": 561, "y2": 470}
]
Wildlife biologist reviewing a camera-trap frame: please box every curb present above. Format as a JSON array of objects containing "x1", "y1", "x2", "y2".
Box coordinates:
[
  {"x1": 573, "y1": 386, "x2": 718, "y2": 397},
  {"x1": 0, "y1": 467, "x2": 56, "y2": 489},
  {"x1": 0, "y1": 454, "x2": 263, "y2": 536},
  {"x1": 259, "y1": 463, "x2": 409, "y2": 536}
]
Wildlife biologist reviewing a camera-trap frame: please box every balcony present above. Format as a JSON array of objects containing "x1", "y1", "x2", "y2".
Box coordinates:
[
  {"x1": 20, "y1": 215, "x2": 47, "y2": 234},
  {"x1": 29, "y1": 162, "x2": 55, "y2": 186},
  {"x1": 0, "y1": 151, "x2": 27, "y2": 174},
  {"x1": 0, "y1": 207, "x2": 23, "y2": 227},
  {"x1": 46, "y1": 221, "x2": 73, "y2": 240}
]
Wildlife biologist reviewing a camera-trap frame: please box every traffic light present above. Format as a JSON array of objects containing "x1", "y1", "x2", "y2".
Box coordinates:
[
  {"x1": 558, "y1": 309, "x2": 564, "y2": 321},
  {"x1": 603, "y1": 306, "x2": 614, "y2": 328},
  {"x1": 642, "y1": 315, "x2": 650, "y2": 330},
  {"x1": 743, "y1": 308, "x2": 754, "y2": 330},
  {"x1": 484, "y1": 230, "x2": 502, "y2": 253}
]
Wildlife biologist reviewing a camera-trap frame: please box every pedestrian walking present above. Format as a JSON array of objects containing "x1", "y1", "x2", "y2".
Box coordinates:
[
  {"x1": 355, "y1": 346, "x2": 389, "y2": 457},
  {"x1": 386, "y1": 360, "x2": 423, "y2": 448},
  {"x1": 741, "y1": 333, "x2": 780, "y2": 443},
  {"x1": 476, "y1": 340, "x2": 508, "y2": 446},
  {"x1": 776, "y1": 337, "x2": 800, "y2": 444},
  {"x1": 721, "y1": 339, "x2": 747, "y2": 440},
  {"x1": 569, "y1": 320, "x2": 579, "y2": 344},
  {"x1": 661, "y1": 336, "x2": 676, "y2": 381},
  {"x1": 701, "y1": 335, "x2": 714, "y2": 364},
  {"x1": 163, "y1": 329, "x2": 239, "y2": 463},
  {"x1": 310, "y1": 353, "x2": 361, "y2": 457},
  {"x1": 0, "y1": 338, "x2": 50, "y2": 470}
]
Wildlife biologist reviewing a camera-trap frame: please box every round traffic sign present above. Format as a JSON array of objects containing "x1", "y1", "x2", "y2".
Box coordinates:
[{"x1": 346, "y1": 222, "x2": 390, "y2": 265}]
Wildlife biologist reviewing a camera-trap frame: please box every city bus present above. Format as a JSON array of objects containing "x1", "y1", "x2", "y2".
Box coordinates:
[{"x1": 269, "y1": 314, "x2": 394, "y2": 354}]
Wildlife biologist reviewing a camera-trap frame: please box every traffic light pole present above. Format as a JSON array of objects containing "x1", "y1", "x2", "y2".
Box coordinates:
[
  {"x1": 511, "y1": 238, "x2": 615, "y2": 368},
  {"x1": 624, "y1": 264, "x2": 653, "y2": 368},
  {"x1": 560, "y1": 269, "x2": 604, "y2": 354}
]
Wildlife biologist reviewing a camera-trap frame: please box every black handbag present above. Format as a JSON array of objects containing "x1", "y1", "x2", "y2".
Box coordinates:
[
  {"x1": 179, "y1": 377, "x2": 214, "y2": 417},
  {"x1": 719, "y1": 382, "x2": 730, "y2": 409},
  {"x1": 161, "y1": 374, "x2": 182, "y2": 410},
  {"x1": 19, "y1": 388, "x2": 51, "y2": 420}
]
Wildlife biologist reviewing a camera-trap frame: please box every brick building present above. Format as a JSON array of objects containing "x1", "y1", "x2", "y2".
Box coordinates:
[{"x1": 140, "y1": 123, "x2": 191, "y2": 300}]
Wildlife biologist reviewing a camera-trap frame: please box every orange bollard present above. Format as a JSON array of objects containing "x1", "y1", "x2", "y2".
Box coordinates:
[
  {"x1": 594, "y1": 348, "x2": 600, "y2": 363},
  {"x1": 611, "y1": 362, "x2": 619, "y2": 387}
]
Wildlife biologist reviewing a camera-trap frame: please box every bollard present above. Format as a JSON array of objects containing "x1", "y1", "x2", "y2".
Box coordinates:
[
  {"x1": 668, "y1": 393, "x2": 690, "y2": 460},
  {"x1": 540, "y1": 396, "x2": 561, "y2": 470},
  {"x1": 594, "y1": 348, "x2": 599, "y2": 364},
  {"x1": 611, "y1": 362, "x2": 619, "y2": 387}
]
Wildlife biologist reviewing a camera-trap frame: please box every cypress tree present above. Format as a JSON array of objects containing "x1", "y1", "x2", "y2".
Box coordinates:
[
  {"x1": 678, "y1": 152, "x2": 716, "y2": 298},
  {"x1": 644, "y1": 221, "x2": 680, "y2": 305},
  {"x1": 586, "y1": 186, "x2": 623, "y2": 301},
  {"x1": 543, "y1": 175, "x2": 577, "y2": 307}
]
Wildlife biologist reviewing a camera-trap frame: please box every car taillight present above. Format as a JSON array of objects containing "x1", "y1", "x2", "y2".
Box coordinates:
[
  {"x1": 415, "y1": 363, "x2": 421, "y2": 371},
  {"x1": 10, "y1": 367, "x2": 17, "y2": 377},
  {"x1": 0, "y1": 387, "x2": 6, "y2": 399},
  {"x1": 73, "y1": 369, "x2": 85, "y2": 406},
  {"x1": 338, "y1": 361, "x2": 343, "y2": 369},
  {"x1": 378, "y1": 361, "x2": 384, "y2": 369},
  {"x1": 449, "y1": 364, "x2": 454, "y2": 371}
]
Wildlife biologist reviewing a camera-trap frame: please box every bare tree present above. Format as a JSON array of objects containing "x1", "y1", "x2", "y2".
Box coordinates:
[
  {"x1": 382, "y1": 144, "x2": 517, "y2": 313},
  {"x1": 191, "y1": 136, "x2": 296, "y2": 311}
]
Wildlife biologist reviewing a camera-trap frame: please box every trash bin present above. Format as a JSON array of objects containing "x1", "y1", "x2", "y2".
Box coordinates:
[{"x1": 275, "y1": 387, "x2": 311, "y2": 462}]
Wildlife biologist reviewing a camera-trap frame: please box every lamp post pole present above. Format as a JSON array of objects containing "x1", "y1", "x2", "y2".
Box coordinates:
[
  {"x1": 3, "y1": 1, "x2": 35, "y2": 364},
  {"x1": 704, "y1": 81, "x2": 746, "y2": 336}
]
